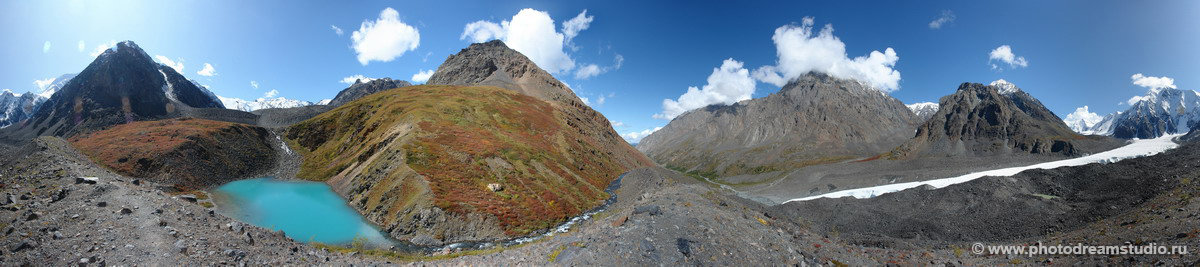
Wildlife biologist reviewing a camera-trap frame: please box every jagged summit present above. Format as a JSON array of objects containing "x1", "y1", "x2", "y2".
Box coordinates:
[
  {"x1": 3, "y1": 41, "x2": 223, "y2": 138},
  {"x1": 892, "y1": 81, "x2": 1084, "y2": 158},
  {"x1": 327, "y1": 77, "x2": 411, "y2": 107},
  {"x1": 427, "y1": 40, "x2": 582, "y2": 106}
]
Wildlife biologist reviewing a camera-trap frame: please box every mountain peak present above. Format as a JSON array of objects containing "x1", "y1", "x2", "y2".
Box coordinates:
[{"x1": 989, "y1": 79, "x2": 1020, "y2": 94}]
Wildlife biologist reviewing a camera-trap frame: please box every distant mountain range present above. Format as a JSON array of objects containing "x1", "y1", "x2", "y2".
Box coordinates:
[
  {"x1": 218, "y1": 96, "x2": 325, "y2": 112},
  {"x1": 1072, "y1": 88, "x2": 1200, "y2": 138}
]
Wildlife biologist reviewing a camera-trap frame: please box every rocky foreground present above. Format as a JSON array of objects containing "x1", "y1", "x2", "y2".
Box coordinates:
[{"x1": 4, "y1": 133, "x2": 1195, "y2": 265}]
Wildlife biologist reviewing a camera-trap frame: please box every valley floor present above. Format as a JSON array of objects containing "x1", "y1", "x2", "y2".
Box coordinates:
[{"x1": 2, "y1": 135, "x2": 1197, "y2": 265}]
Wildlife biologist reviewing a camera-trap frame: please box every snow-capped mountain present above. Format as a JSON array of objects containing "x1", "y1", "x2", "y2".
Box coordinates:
[
  {"x1": 0, "y1": 90, "x2": 42, "y2": 128},
  {"x1": 36, "y1": 73, "x2": 77, "y2": 99},
  {"x1": 1084, "y1": 88, "x2": 1200, "y2": 138},
  {"x1": 218, "y1": 96, "x2": 315, "y2": 111},
  {"x1": 905, "y1": 102, "x2": 939, "y2": 121},
  {"x1": 990, "y1": 79, "x2": 1020, "y2": 94},
  {"x1": 1062, "y1": 106, "x2": 1104, "y2": 134}
]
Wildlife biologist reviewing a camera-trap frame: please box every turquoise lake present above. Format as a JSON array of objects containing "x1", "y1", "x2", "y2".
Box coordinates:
[{"x1": 210, "y1": 178, "x2": 392, "y2": 247}]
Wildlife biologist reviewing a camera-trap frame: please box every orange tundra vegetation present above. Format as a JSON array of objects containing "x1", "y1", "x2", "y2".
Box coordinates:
[
  {"x1": 287, "y1": 85, "x2": 626, "y2": 236},
  {"x1": 69, "y1": 117, "x2": 276, "y2": 188}
]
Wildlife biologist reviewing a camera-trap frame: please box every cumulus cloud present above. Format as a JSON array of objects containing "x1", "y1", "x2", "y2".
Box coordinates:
[
  {"x1": 411, "y1": 69, "x2": 434, "y2": 83},
  {"x1": 561, "y1": 10, "x2": 593, "y2": 50},
  {"x1": 752, "y1": 17, "x2": 901, "y2": 91},
  {"x1": 197, "y1": 63, "x2": 217, "y2": 76},
  {"x1": 250, "y1": 81, "x2": 259, "y2": 89},
  {"x1": 264, "y1": 89, "x2": 279, "y2": 98},
  {"x1": 622, "y1": 127, "x2": 662, "y2": 143},
  {"x1": 1064, "y1": 106, "x2": 1103, "y2": 127},
  {"x1": 461, "y1": 21, "x2": 506, "y2": 43},
  {"x1": 928, "y1": 10, "x2": 956, "y2": 29},
  {"x1": 1126, "y1": 73, "x2": 1178, "y2": 105},
  {"x1": 655, "y1": 58, "x2": 756, "y2": 120},
  {"x1": 988, "y1": 45, "x2": 1028, "y2": 70},
  {"x1": 154, "y1": 55, "x2": 184, "y2": 73},
  {"x1": 339, "y1": 75, "x2": 375, "y2": 85},
  {"x1": 77, "y1": 41, "x2": 85, "y2": 52},
  {"x1": 458, "y1": 8, "x2": 585, "y2": 74},
  {"x1": 1130, "y1": 73, "x2": 1175, "y2": 91},
  {"x1": 43, "y1": 41, "x2": 50, "y2": 53},
  {"x1": 610, "y1": 121, "x2": 625, "y2": 128},
  {"x1": 351, "y1": 7, "x2": 421, "y2": 65},
  {"x1": 330, "y1": 25, "x2": 343, "y2": 35}
]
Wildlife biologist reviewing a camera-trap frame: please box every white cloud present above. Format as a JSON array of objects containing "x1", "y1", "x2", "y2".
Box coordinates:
[
  {"x1": 411, "y1": 69, "x2": 434, "y2": 83},
  {"x1": 1126, "y1": 73, "x2": 1178, "y2": 105},
  {"x1": 197, "y1": 63, "x2": 217, "y2": 76},
  {"x1": 928, "y1": 10, "x2": 956, "y2": 29},
  {"x1": 655, "y1": 58, "x2": 756, "y2": 120},
  {"x1": 250, "y1": 81, "x2": 259, "y2": 89},
  {"x1": 89, "y1": 41, "x2": 116, "y2": 58},
  {"x1": 574, "y1": 64, "x2": 604, "y2": 79},
  {"x1": 752, "y1": 17, "x2": 901, "y2": 91},
  {"x1": 597, "y1": 92, "x2": 612, "y2": 105},
  {"x1": 154, "y1": 55, "x2": 185, "y2": 73},
  {"x1": 351, "y1": 7, "x2": 421, "y2": 65},
  {"x1": 1064, "y1": 105, "x2": 1103, "y2": 128},
  {"x1": 458, "y1": 8, "x2": 584, "y2": 74},
  {"x1": 77, "y1": 41, "x2": 85, "y2": 52},
  {"x1": 610, "y1": 121, "x2": 625, "y2": 128},
  {"x1": 614, "y1": 54, "x2": 624, "y2": 69},
  {"x1": 622, "y1": 127, "x2": 662, "y2": 143},
  {"x1": 988, "y1": 45, "x2": 1028, "y2": 70},
  {"x1": 330, "y1": 25, "x2": 344, "y2": 35},
  {"x1": 1130, "y1": 73, "x2": 1175, "y2": 91},
  {"x1": 264, "y1": 89, "x2": 279, "y2": 98},
  {"x1": 580, "y1": 96, "x2": 591, "y2": 105},
  {"x1": 461, "y1": 21, "x2": 506, "y2": 43},
  {"x1": 340, "y1": 75, "x2": 375, "y2": 85},
  {"x1": 43, "y1": 41, "x2": 50, "y2": 53},
  {"x1": 561, "y1": 10, "x2": 593, "y2": 50},
  {"x1": 34, "y1": 77, "x2": 56, "y2": 91}
]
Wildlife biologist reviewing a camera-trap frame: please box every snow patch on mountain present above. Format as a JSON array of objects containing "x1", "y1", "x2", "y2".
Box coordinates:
[
  {"x1": 905, "y1": 102, "x2": 938, "y2": 121},
  {"x1": 989, "y1": 79, "x2": 1019, "y2": 94}
]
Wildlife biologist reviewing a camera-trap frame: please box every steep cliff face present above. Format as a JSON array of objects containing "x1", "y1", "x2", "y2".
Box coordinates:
[
  {"x1": 892, "y1": 80, "x2": 1084, "y2": 158},
  {"x1": 427, "y1": 40, "x2": 652, "y2": 171},
  {"x1": 637, "y1": 73, "x2": 920, "y2": 177},
  {"x1": 69, "y1": 118, "x2": 275, "y2": 188},
  {"x1": 286, "y1": 85, "x2": 627, "y2": 245}
]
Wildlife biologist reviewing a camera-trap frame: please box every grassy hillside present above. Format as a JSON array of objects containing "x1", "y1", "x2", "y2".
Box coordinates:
[
  {"x1": 286, "y1": 85, "x2": 625, "y2": 239},
  {"x1": 69, "y1": 118, "x2": 276, "y2": 188}
]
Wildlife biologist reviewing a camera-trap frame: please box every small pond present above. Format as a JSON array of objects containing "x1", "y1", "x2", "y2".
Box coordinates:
[{"x1": 210, "y1": 178, "x2": 393, "y2": 247}]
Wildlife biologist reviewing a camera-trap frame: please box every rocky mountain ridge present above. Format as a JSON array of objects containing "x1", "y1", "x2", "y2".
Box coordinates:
[{"x1": 637, "y1": 73, "x2": 920, "y2": 177}]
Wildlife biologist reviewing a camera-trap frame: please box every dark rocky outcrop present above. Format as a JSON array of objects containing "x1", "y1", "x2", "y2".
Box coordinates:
[
  {"x1": 891, "y1": 81, "x2": 1087, "y2": 158},
  {"x1": 637, "y1": 73, "x2": 920, "y2": 177},
  {"x1": 327, "y1": 78, "x2": 412, "y2": 107}
]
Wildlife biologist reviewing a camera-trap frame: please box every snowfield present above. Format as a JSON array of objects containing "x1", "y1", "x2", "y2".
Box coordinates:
[{"x1": 786, "y1": 134, "x2": 1182, "y2": 203}]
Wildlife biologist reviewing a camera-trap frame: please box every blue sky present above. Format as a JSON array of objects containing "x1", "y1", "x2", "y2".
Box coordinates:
[{"x1": 3, "y1": 0, "x2": 1199, "y2": 142}]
